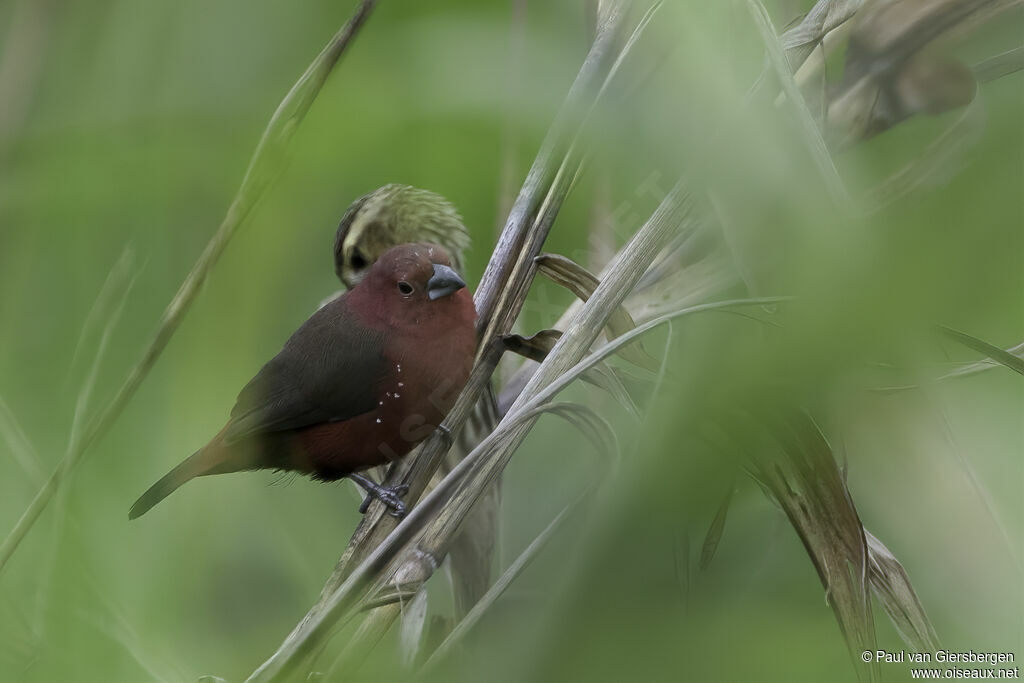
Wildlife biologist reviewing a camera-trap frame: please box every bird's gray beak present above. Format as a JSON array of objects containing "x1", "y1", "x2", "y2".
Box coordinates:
[{"x1": 427, "y1": 264, "x2": 466, "y2": 300}]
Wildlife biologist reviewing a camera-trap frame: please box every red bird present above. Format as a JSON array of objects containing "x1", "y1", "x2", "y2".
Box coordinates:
[{"x1": 129, "y1": 243, "x2": 476, "y2": 519}]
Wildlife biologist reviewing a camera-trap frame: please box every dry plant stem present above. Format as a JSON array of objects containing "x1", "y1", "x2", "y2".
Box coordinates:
[
  {"x1": 752, "y1": 415, "x2": 878, "y2": 681},
  {"x1": 331, "y1": 602, "x2": 397, "y2": 672},
  {"x1": 474, "y1": 1, "x2": 634, "y2": 327},
  {"x1": 468, "y1": 179, "x2": 691, "y2": 451},
  {"x1": 781, "y1": 0, "x2": 865, "y2": 69},
  {"x1": 865, "y1": 531, "x2": 940, "y2": 651},
  {"x1": 746, "y1": 0, "x2": 852, "y2": 210},
  {"x1": 500, "y1": 216, "x2": 708, "y2": 409},
  {"x1": 586, "y1": 0, "x2": 615, "y2": 271},
  {"x1": 494, "y1": 0, "x2": 529, "y2": 238},
  {"x1": 247, "y1": 4, "x2": 634, "y2": 679},
  {"x1": 788, "y1": 19, "x2": 854, "y2": 95},
  {"x1": 0, "y1": 0, "x2": 377, "y2": 576}
]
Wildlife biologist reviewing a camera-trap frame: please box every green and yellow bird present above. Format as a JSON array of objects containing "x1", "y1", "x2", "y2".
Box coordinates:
[{"x1": 335, "y1": 184, "x2": 472, "y2": 288}]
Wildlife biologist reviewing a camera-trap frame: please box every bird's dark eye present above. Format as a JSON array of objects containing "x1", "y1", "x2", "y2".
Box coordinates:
[
  {"x1": 397, "y1": 281, "x2": 414, "y2": 296},
  {"x1": 350, "y1": 248, "x2": 367, "y2": 269}
]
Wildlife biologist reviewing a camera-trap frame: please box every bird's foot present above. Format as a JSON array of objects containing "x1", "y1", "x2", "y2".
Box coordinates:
[
  {"x1": 349, "y1": 473, "x2": 409, "y2": 517},
  {"x1": 363, "y1": 484, "x2": 409, "y2": 517}
]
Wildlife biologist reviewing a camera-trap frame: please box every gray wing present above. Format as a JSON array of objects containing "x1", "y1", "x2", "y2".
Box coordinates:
[{"x1": 223, "y1": 298, "x2": 388, "y2": 444}]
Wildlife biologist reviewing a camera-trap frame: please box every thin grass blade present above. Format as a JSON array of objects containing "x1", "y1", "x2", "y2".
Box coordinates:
[{"x1": 939, "y1": 326, "x2": 1024, "y2": 376}]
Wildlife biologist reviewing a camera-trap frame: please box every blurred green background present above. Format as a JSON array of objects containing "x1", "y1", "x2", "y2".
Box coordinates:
[{"x1": 1, "y1": 1, "x2": 1021, "y2": 681}]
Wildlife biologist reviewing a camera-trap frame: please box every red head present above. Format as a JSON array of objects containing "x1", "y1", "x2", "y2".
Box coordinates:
[{"x1": 347, "y1": 243, "x2": 476, "y2": 331}]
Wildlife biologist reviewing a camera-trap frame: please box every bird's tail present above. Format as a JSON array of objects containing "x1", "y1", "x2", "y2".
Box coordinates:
[{"x1": 129, "y1": 445, "x2": 235, "y2": 520}]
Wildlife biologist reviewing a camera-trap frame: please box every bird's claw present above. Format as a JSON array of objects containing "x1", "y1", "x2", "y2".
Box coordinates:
[
  {"x1": 378, "y1": 484, "x2": 409, "y2": 517},
  {"x1": 358, "y1": 483, "x2": 409, "y2": 517}
]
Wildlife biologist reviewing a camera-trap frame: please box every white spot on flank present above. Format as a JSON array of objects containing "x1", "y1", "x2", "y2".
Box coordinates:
[
  {"x1": 376, "y1": 418, "x2": 382, "y2": 424},
  {"x1": 394, "y1": 393, "x2": 400, "y2": 398},
  {"x1": 398, "y1": 382, "x2": 404, "y2": 388}
]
